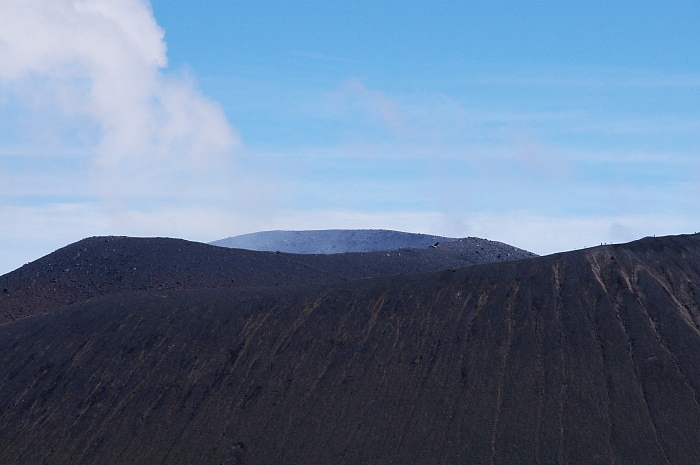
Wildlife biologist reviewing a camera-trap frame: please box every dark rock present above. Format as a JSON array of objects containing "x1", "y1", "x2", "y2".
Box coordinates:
[
  {"x1": 0, "y1": 234, "x2": 698, "y2": 464},
  {"x1": 222, "y1": 442, "x2": 246, "y2": 465},
  {"x1": 0, "y1": 235, "x2": 536, "y2": 324}
]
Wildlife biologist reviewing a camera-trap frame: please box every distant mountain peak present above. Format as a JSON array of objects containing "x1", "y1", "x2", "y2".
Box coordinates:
[{"x1": 209, "y1": 229, "x2": 461, "y2": 254}]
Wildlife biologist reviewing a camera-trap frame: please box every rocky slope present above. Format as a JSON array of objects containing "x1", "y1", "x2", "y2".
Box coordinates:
[
  {"x1": 0, "y1": 234, "x2": 698, "y2": 464},
  {"x1": 0, "y1": 235, "x2": 536, "y2": 324}
]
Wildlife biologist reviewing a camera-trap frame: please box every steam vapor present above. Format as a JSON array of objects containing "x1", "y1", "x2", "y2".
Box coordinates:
[{"x1": 0, "y1": 0, "x2": 240, "y2": 200}]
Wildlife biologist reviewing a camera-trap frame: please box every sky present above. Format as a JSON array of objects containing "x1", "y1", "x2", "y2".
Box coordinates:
[{"x1": 1, "y1": 0, "x2": 700, "y2": 274}]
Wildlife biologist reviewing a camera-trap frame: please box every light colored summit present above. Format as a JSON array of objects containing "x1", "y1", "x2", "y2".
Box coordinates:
[{"x1": 209, "y1": 229, "x2": 459, "y2": 254}]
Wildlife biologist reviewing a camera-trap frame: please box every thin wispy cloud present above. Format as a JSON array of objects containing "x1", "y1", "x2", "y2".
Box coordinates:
[
  {"x1": 471, "y1": 67, "x2": 700, "y2": 89},
  {"x1": 293, "y1": 50, "x2": 352, "y2": 63},
  {"x1": 328, "y1": 79, "x2": 409, "y2": 136}
]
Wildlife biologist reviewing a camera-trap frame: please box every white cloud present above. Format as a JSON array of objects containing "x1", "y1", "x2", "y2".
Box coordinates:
[
  {"x1": 0, "y1": 0, "x2": 240, "y2": 202},
  {"x1": 0, "y1": 0, "x2": 165, "y2": 79}
]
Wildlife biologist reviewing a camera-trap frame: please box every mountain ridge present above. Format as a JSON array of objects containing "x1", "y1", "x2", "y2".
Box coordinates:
[
  {"x1": 0, "y1": 234, "x2": 699, "y2": 464},
  {"x1": 0, "y1": 234, "x2": 536, "y2": 324}
]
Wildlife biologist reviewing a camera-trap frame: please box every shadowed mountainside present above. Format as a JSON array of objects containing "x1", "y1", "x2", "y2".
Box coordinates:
[
  {"x1": 0, "y1": 235, "x2": 536, "y2": 323},
  {"x1": 0, "y1": 234, "x2": 699, "y2": 464},
  {"x1": 209, "y1": 229, "x2": 460, "y2": 253}
]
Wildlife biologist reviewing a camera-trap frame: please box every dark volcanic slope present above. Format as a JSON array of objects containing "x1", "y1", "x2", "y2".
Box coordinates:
[
  {"x1": 209, "y1": 229, "x2": 459, "y2": 253},
  {"x1": 1, "y1": 234, "x2": 699, "y2": 464},
  {"x1": 0, "y1": 235, "x2": 535, "y2": 323}
]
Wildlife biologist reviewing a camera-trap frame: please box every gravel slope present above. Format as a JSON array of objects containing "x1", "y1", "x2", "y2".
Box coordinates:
[
  {"x1": 0, "y1": 234, "x2": 698, "y2": 464},
  {"x1": 0, "y1": 235, "x2": 536, "y2": 324}
]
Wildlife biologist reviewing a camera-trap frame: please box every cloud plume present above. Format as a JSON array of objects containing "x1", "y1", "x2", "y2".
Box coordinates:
[{"x1": 0, "y1": 0, "x2": 239, "y2": 199}]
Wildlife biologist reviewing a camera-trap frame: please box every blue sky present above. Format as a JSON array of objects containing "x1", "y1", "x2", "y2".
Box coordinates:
[{"x1": 1, "y1": 0, "x2": 700, "y2": 274}]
